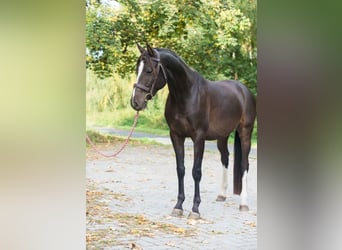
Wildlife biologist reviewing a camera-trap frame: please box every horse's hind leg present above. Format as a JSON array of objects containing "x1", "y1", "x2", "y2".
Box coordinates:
[
  {"x1": 237, "y1": 125, "x2": 253, "y2": 211},
  {"x1": 216, "y1": 137, "x2": 229, "y2": 202}
]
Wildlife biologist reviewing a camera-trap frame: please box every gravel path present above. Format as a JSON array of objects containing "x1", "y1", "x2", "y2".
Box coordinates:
[{"x1": 86, "y1": 142, "x2": 257, "y2": 250}]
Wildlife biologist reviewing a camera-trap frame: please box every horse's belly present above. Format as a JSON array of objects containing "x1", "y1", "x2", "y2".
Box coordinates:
[
  {"x1": 205, "y1": 121, "x2": 238, "y2": 139},
  {"x1": 205, "y1": 129, "x2": 230, "y2": 140}
]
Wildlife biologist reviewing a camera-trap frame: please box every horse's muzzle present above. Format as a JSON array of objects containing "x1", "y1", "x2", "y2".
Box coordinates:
[
  {"x1": 131, "y1": 85, "x2": 153, "y2": 111},
  {"x1": 130, "y1": 96, "x2": 147, "y2": 111}
]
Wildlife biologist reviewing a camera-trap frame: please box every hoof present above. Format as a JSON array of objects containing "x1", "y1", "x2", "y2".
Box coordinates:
[
  {"x1": 239, "y1": 205, "x2": 249, "y2": 211},
  {"x1": 171, "y1": 208, "x2": 183, "y2": 217},
  {"x1": 216, "y1": 195, "x2": 226, "y2": 202},
  {"x1": 188, "y1": 211, "x2": 201, "y2": 220}
]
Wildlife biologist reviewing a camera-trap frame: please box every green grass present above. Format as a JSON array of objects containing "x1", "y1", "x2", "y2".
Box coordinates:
[
  {"x1": 86, "y1": 110, "x2": 170, "y2": 136},
  {"x1": 86, "y1": 129, "x2": 165, "y2": 146}
]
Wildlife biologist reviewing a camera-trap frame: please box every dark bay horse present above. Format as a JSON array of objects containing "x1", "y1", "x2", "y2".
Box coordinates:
[{"x1": 130, "y1": 43, "x2": 256, "y2": 218}]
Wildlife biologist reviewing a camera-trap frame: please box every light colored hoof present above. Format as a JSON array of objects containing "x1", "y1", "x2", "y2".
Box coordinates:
[
  {"x1": 188, "y1": 211, "x2": 201, "y2": 220},
  {"x1": 216, "y1": 195, "x2": 226, "y2": 202},
  {"x1": 171, "y1": 208, "x2": 183, "y2": 217},
  {"x1": 239, "y1": 205, "x2": 249, "y2": 211}
]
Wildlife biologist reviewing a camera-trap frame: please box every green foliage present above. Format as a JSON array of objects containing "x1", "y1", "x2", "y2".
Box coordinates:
[
  {"x1": 86, "y1": 0, "x2": 257, "y2": 142},
  {"x1": 86, "y1": 0, "x2": 257, "y2": 95}
]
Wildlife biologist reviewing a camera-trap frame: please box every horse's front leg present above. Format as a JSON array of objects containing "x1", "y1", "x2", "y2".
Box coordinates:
[
  {"x1": 170, "y1": 132, "x2": 185, "y2": 217},
  {"x1": 189, "y1": 138, "x2": 205, "y2": 219}
]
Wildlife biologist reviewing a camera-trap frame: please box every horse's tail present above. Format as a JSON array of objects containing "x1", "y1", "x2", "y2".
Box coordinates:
[{"x1": 233, "y1": 130, "x2": 243, "y2": 195}]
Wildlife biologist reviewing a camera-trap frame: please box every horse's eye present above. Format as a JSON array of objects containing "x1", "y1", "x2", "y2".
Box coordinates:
[{"x1": 146, "y1": 68, "x2": 152, "y2": 73}]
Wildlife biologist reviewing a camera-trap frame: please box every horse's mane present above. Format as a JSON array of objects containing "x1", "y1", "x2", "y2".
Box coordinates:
[
  {"x1": 156, "y1": 48, "x2": 197, "y2": 75},
  {"x1": 135, "y1": 47, "x2": 198, "y2": 80},
  {"x1": 135, "y1": 48, "x2": 187, "y2": 73},
  {"x1": 157, "y1": 48, "x2": 188, "y2": 67}
]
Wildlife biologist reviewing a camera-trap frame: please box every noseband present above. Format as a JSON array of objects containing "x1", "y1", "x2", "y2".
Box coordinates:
[{"x1": 133, "y1": 50, "x2": 167, "y2": 101}]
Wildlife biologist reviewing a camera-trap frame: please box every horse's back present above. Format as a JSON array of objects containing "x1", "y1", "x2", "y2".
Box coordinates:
[{"x1": 208, "y1": 80, "x2": 254, "y2": 111}]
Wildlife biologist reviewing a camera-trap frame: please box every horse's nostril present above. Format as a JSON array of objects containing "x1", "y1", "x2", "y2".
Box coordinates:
[{"x1": 134, "y1": 101, "x2": 139, "y2": 108}]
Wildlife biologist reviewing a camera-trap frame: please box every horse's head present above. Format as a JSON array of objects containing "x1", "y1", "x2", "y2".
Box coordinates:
[{"x1": 130, "y1": 43, "x2": 167, "y2": 111}]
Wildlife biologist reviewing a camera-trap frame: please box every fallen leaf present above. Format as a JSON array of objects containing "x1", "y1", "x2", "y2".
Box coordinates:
[
  {"x1": 129, "y1": 242, "x2": 143, "y2": 250},
  {"x1": 165, "y1": 241, "x2": 176, "y2": 247},
  {"x1": 173, "y1": 227, "x2": 186, "y2": 234},
  {"x1": 187, "y1": 219, "x2": 198, "y2": 225},
  {"x1": 244, "y1": 221, "x2": 257, "y2": 227}
]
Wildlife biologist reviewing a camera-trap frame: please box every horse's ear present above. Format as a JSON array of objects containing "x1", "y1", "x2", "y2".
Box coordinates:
[
  {"x1": 137, "y1": 43, "x2": 145, "y2": 54},
  {"x1": 146, "y1": 42, "x2": 156, "y2": 57}
]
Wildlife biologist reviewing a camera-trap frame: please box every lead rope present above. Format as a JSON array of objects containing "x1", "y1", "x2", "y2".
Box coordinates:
[{"x1": 86, "y1": 111, "x2": 139, "y2": 157}]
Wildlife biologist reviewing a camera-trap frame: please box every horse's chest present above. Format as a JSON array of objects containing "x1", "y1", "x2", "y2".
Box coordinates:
[
  {"x1": 168, "y1": 114, "x2": 188, "y2": 129},
  {"x1": 166, "y1": 112, "x2": 203, "y2": 136}
]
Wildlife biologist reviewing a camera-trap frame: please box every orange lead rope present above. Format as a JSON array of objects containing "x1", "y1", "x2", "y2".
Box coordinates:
[{"x1": 86, "y1": 111, "x2": 139, "y2": 157}]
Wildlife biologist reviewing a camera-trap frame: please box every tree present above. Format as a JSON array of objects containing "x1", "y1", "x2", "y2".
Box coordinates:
[{"x1": 86, "y1": 0, "x2": 257, "y2": 94}]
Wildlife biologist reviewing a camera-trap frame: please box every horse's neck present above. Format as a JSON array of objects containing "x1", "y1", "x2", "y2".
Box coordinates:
[
  {"x1": 168, "y1": 73, "x2": 197, "y2": 105},
  {"x1": 162, "y1": 57, "x2": 197, "y2": 102}
]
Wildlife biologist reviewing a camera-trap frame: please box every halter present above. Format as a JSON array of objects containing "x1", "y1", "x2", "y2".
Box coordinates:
[{"x1": 133, "y1": 50, "x2": 167, "y2": 101}]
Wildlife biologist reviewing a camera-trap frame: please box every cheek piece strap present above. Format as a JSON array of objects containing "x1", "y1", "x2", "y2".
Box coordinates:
[{"x1": 133, "y1": 50, "x2": 167, "y2": 101}]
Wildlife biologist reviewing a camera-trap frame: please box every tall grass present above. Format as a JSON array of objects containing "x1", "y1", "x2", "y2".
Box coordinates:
[{"x1": 86, "y1": 70, "x2": 169, "y2": 133}]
